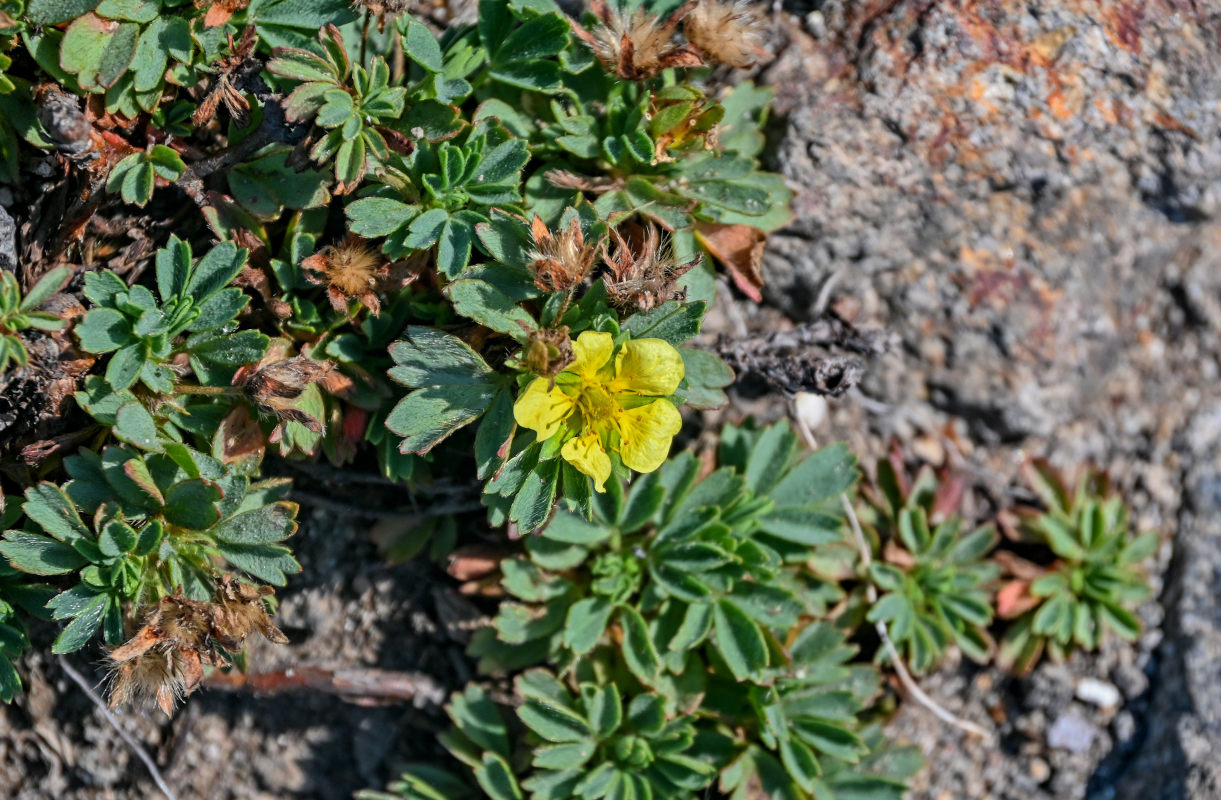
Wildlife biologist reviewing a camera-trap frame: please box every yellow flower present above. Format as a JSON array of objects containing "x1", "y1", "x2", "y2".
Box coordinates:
[{"x1": 513, "y1": 331, "x2": 685, "y2": 492}]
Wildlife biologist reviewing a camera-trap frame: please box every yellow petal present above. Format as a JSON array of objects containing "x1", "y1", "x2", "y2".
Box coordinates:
[
  {"x1": 616, "y1": 399, "x2": 682, "y2": 474},
  {"x1": 570, "y1": 330, "x2": 614, "y2": 380},
  {"x1": 612, "y1": 338, "x2": 684, "y2": 396},
  {"x1": 513, "y1": 378, "x2": 575, "y2": 440},
  {"x1": 562, "y1": 431, "x2": 612, "y2": 492}
]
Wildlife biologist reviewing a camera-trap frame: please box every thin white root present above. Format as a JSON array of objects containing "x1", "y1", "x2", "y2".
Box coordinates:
[{"x1": 58, "y1": 657, "x2": 179, "y2": 800}]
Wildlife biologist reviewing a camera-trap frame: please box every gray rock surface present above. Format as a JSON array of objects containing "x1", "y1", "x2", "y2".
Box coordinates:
[{"x1": 754, "y1": 1, "x2": 1221, "y2": 797}]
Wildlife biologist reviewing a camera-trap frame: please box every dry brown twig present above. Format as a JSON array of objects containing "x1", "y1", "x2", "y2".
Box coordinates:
[{"x1": 205, "y1": 665, "x2": 445, "y2": 708}]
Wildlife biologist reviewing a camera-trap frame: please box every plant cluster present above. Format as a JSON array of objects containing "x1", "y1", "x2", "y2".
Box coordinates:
[
  {"x1": 851, "y1": 452, "x2": 1156, "y2": 678},
  {"x1": 995, "y1": 461, "x2": 1157, "y2": 673},
  {"x1": 0, "y1": 0, "x2": 779, "y2": 714},
  {"x1": 365, "y1": 422, "x2": 924, "y2": 800},
  {"x1": 0, "y1": 0, "x2": 1158, "y2": 796},
  {"x1": 856, "y1": 453, "x2": 1000, "y2": 674}
]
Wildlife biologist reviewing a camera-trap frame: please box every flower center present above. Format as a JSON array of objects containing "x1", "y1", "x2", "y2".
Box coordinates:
[{"x1": 577, "y1": 384, "x2": 617, "y2": 425}]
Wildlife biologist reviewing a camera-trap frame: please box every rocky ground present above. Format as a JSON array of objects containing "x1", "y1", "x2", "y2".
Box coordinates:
[
  {"x1": 757, "y1": 1, "x2": 1221, "y2": 798},
  {"x1": 2, "y1": 1, "x2": 1220, "y2": 798}
]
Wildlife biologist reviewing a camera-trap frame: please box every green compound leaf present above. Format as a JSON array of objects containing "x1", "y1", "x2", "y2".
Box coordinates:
[
  {"x1": 214, "y1": 542, "x2": 301, "y2": 586},
  {"x1": 448, "y1": 684, "x2": 512, "y2": 759},
  {"x1": 21, "y1": 483, "x2": 90, "y2": 544},
  {"x1": 60, "y1": 14, "x2": 139, "y2": 91},
  {"x1": 618, "y1": 605, "x2": 660, "y2": 685},
  {"x1": 400, "y1": 17, "x2": 444, "y2": 72},
  {"x1": 186, "y1": 241, "x2": 248, "y2": 300},
  {"x1": 510, "y1": 457, "x2": 560, "y2": 533},
  {"x1": 518, "y1": 697, "x2": 592, "y2": 744},
  {"x1": 212, "y1": 502, "x2": 299, "y2": 545},
  {"x1": 563, "y1": 596, "x2": 612, "y2": 655},
  {"x1": 388, "y1": 327, "x2": 495, "y2": 387},
  {"x1": 473, "y1": 753, "x2": 523, "y2": 800},
  {"x1": 112, "y1": 401, "x2": 162, "y2": 452},
  {"x1": 246, "y1": 0, "x2": 359, "y2": 50},
  {"x1": 161, "y1": 480, "x2": 222, "y2": 531},
  {"x1": 621, "y1": 301, "x2": 705, "y2": 346},
  {"x1": 0, "y1": 532, "x2": 89, "y2": 576},
  {"x1": 26, "y1": 0, "x2": 103, "y2": 24},
  {"x1": 51, "y1": 592, "x2": 108, "y2": 653},
  {"x1": 346, "y1": 197, "x2": 419, "y2": 238},
  {"x1": 444, "y1": 279, "x2": 537, "y2": 342},
  {"x1": 75, "y1": 307, "x2": 132, "y2": 353},
  {"x1": 386, "y1": 384, "x2": 498, "y2": 455},
  {"x1": 713, "y1": 597, "x2": 768, "y2": 681}
]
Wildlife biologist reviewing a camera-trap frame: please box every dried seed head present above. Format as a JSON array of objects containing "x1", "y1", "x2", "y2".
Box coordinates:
[
  {"x1": 106, "y1": 579, "x2": 288, "y2": 715},
  {"x1": 682, "y1": 0, "x2": 768, "y2": 68},
  {"x1": 211, "y1": 575, "x2": 289, "y2": 649},
  {"x1": 577, "y1": 1, "x2": 703, "y2": 80},
  {"x1": 602, "y1": 224, "x2": 700, "y2": 312},
  {"x1": 301, "y1": 236, "x2": 388, "y2": 315},
  {"x1": 523, "y1": 326, "x2": 576, "y2": 380},
  {"x1": 240, "y1": 356, "x2": 335, "y2": 434},
  {"x1": 244, "y1": 356, "x2": 335, "y2": 400},
  {"x1": 527, "y1": 215, "x2": 599, "y2": 293},
  {"x1": 107, "y1": 594, "x2": 215, "y2": 716},
  {"x1": 108, "y1": 649, "x2": 185, "y2": 716},
  {"x1": 192, "y1": 27, "x2": 258, "y2": 124}
]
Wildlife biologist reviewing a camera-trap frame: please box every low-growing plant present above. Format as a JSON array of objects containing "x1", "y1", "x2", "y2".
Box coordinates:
[
  {"x1": 0, "y1": 0, "x2": 768, "y2": 716},
  {"x1": 269, "y1": 24, "x2": 407, "y2": 192},
  {"x1": 0, "y1": 495, "x2": 55, "y2": 702},
  {"x1": 74, "y1": 237, "x2": 267, "y2": 393},
  {"x1": 0, "y1": 265, "x2": 71, "y2": 374},
  {"x1": 0, "y1": 0, "x2": 1158, "y2": 796},
  {"x1": 858, "y1": 453, "x2": 1000, "y2": 673},
  {"x1": 370, "y1": 422, "x2": 921, "y2": 800},
  {"x1": 393, "y1": 675, "x2": 717, "y2": 800},
  {"x1": 0, "y1": 422, "x2": 298, "y2": 707},
  {"x1": 995, "y1": 461, "x2": 1157, "y2": 673}
]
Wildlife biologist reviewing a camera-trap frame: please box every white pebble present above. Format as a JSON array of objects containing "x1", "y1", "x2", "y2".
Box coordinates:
[
  {"x1": 794, "y1": 392, "x2": 828, "y2": 432},
  {"x1": 1075, "y1": 677, "x2": 1121, "y2": 709}
]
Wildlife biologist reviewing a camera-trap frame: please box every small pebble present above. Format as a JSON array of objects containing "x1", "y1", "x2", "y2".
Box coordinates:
[
  {"x1": 1047, "y1": 712, "x2": 1098, "y2": 753},
  {"x1": 1029, "y1": 757, "x2": 1051, "y2": 783},
  {"x1": 793, "y1": 392, "x2": 828, "y2": 431},
  {"x1": 1076, "y1": 677, "x2": 1121, "y2": 708},
  {"x1": 1113, "y1": 710, "x2": 1137, "y2": 743}
]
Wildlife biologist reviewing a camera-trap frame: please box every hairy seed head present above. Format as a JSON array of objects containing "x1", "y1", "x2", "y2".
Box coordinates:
[{"x1": 683, "y1": 0, "x2": 767, "y2": 69}]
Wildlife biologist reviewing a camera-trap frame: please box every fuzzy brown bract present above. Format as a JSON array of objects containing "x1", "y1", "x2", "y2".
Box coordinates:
[
  {"x1": 240, "y1": 355, "x2": 337, "y2": 434},
  {"x1": 106, "y1": 577, "x2": 287, "y2": 715},
  {"x1": 300, "y1": 235, "x2": 418, "y2": 316},
  {"x1": 352, "y1": 0, "x2": 415, "y2": 15},
  {"x1": 527, "y1": 214, "x2": 599, "y2": 293},
  {"x1": 574, "y1": 0, "x2": 703, "y2": 80},
  {"x1": 682, "y1": 0, "x2": 768, "y2": 68},
  {"x1": 193, "y1": 27, "x2": 259, "y2": 126}
]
